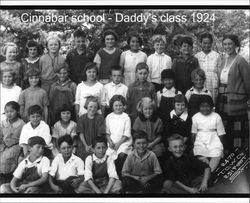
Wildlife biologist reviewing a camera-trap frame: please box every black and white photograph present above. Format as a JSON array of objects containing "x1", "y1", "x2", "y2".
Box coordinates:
[{"x1": 0, "y1": 6, "x2": 249, "y2": 200}]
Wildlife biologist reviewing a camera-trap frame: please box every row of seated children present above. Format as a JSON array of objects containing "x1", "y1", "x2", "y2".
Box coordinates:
[
  {"x1": 0, "y1": 91, "x2": 224, "y2": 193},
  {"x1": 0, "y1": 132, "x2": 211, "y2": 194}
]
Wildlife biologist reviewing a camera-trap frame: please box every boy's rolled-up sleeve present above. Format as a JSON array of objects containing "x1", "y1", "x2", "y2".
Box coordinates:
[
  {"x1": 151, "y1": 153, "x2": 162, "y2": 174},
  {"x1": 49, "y1": 157, "x2": 58, "y2": 177},
  {"x1": 41, "y1": 157, "x2": 50, "y2": 174},
  {"x1": 84, "y1": 156, "x2": 93, "y2": 181},
  {"x1": 76, "y1": 157, "x2": 85, "y2": 176},
  {"x1": 121, "y1": 154, "x2": 132, "y2": 177}
]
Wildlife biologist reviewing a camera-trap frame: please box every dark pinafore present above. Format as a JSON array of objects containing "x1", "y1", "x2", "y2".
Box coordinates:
[
  {"x1": 188, "y1": 88, "x2": 210, "y2": 117},
  {"x1": 158, "y1": 89, "x2": 178, "y2": 124},
  {"x1": 92, "y1": 155, "x2": 109, "y2": 189},
  {"x1": 22, "y1": 159, "x2": 41, "y2": 183}
]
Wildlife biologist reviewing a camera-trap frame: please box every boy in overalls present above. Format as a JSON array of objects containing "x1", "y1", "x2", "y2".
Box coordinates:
[
  {"x1": 76, "y1": 136, "x2": 122, "y2": 193},
  {"x1": 0, "y1": 136, "x2": 50, "y2": 193}
]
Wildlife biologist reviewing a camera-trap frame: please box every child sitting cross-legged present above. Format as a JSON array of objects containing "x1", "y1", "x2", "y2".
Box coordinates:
[
  {"x1": 76, "y1": 136, "x2": 122, "y2": 194},
  {"x1": 49, "y1": 135, "x2": 85, "y2": 194},
  {"x1": 0, "y1": 136, "x2": 50, "y2": 194},
  {"x1": 121, "y1": 131, "x2": 163, "y2": 194},
  {"x1": 162, "y1": 134, "x2": 211, "y2": 194}
]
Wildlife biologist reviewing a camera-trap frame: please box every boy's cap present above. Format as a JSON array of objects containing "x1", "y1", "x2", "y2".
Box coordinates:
[
  {"x1": 28, "y1": 136, "x2": 46, "y2": 147},
  {"x1": 161, "y1": 69, "x2": 175, "y2": 80}
]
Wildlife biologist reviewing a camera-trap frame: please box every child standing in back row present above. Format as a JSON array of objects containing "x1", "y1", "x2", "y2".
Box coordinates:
[
  {"x1": 39, "y1": 36, "x2": 66, "y2": 94},
  {"x1": 0, "y1": 42, "x2": 22, "y2": 87},
  {"x1": 172, "y1": 36, "x2": 199, "y2": 94},
  {"x1": 66, "y1": 29, "x2": 94, "y2": 85},
  {"x1": 147, "y1": 36, "x2": 172, "y2": 92},
  {"x1": 120, "y1": 33, "x2": 147, "y2": 87},
  {"x1": 127, "y1": 62, "x2": 156, "y2": 123},
  {"x1": 94, "y1": 29, "x2": 122, "y2": 85}
]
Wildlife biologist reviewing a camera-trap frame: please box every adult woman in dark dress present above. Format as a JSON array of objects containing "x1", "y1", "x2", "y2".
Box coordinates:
[{"x1": 217, "y1": 34, "x2": 250, "y2": 152}]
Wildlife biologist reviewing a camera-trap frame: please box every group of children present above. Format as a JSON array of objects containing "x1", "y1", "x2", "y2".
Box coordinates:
[{"x1": 0, "y1": 28, "x2": 239, "y2": 194}]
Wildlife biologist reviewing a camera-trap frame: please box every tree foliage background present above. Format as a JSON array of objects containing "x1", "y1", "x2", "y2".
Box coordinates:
[{"x1": 0, "y1": 9, "x2": 249, "y2": 62}]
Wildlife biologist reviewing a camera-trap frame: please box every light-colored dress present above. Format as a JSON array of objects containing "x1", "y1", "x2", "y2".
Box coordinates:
[
  {"x1": 195, "y1": 50, "x2": 221, "y2": 102},
  {"x1": 120, "y1": 50, "x2": 147, "y2": 87},
  {"x1": 192, "y1": 112, "x2": 225, "y2": 157},
  {"x1": 52, "y1": 120, "x2": 77, "y2": 139},
  {"x1": 0, "y1": 84, "x2": 22, "y2": 121},
  {"x1": 0, "y1": 118, "x2": 25, "y2": 174},
  {"x1": 105, "y1": 112, "x2": 132, "y2": 160},
  {"x1": 75, "y1": 81, "x2": 103, "y2": 116}
]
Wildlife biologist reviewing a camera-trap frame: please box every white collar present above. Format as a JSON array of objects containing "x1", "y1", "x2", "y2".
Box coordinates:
[
  {"x1": 110, "y1": 82, "x2": 122, "y2": 87},
  {"x1": 190, "y1": 87, "x2": 209, "y2": 94},
  {"x1": 93, "y1": 154, "x2": 107, "y2": 163},
  {"x1": 162, "y1": 87, "x2": 176, "y2": 93},
  {"x1": 170, "y1": 109, "x2": 188, "y2": 121},
  {"x1": 58, "y1": 153, "x2": 76, "y2": 164},
  {"x1": 154, "y1": 52, "x2": 165, "y2": 56},
  {"x1": 25, "y1": 57, "x2": 39, "y2": 63},
  {"x1": 25, "y1": 155, "x2": 43, "y2": 164}
]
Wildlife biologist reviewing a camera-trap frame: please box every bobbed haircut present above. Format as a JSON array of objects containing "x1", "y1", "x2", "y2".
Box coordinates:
[
  {"x1": 102, "y1": 29, "x2": 118, "y2": 42},
  {"x1": 222, "y1": 34, "x2": 240, "y2": 47},
  {"x1": 199, "y1": 95, "x2": 214, "y2": 108},
  {"x1": 82, "y1": 62, "x2": 98, "y2": 81},
  {"x1": 180, "y1": 36, "x2": 193, "y2": 47},
  {"x1": 109, "y1": 95, "x2": 126, "y2": 110},
  {"x1": 56, "y1": 104, "x2": 73, "y2": 121},
  {"x1": 26, "y1": 40, "x2": 42, "y2": 56},
  {"x1": 127, "y1": 33, "x2": 143, "y2": 46},
  {"x1": 173, "y1": 94, "x2": 188, "y2": 106},
  {"x1": 84, "y1": 96, "x2": 100, "y2": 110},
  {"x1": 1, "y1": 42, "x2": 18, "y2": 57},
  {"x1": 136, "y1": 97, "x2": 156, "y2": 114}
]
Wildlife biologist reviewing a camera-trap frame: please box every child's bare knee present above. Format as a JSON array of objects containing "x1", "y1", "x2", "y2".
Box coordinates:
[{"x1": 163, "y1": 180, "x2": 173, "y2": 189}]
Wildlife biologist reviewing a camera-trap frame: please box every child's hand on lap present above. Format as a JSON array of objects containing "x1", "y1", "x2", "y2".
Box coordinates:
[
  {"x1": 71, "y1": 177, "x2": 82, "y2": 188},
  {"x1": 188, "y1": 187, "x2": 200, "y2": 194},
  {"x1": 199, "y1": 181, "x2": 208, "y2": 192},
  {"x1": 85, "y1": 145, "x2": 92, "y2": 153},
  {"x1": 18, "y1": 184, "x2": 29, "y2": 192},
  {"x1": 114, "y1": 143, "x2": 120, "y2": 151}
]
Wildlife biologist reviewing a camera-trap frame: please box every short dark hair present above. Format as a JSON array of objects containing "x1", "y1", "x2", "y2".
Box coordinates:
[
  {"x1": 127, "y1": 33, "x2": 143, "y2": 46},
  {"x1": 28, "y1": 105, "x2": 43, "y2": 116},
  {"x1": 73, "y1": 29, "x2": 86, "y2": 39},
  {"x1": 92, "y1": 136, "x2": 108, "y2": 148},
  {"x1": 199, "y1": 32, "x2": 213, "y2": 43},
  {"x1": 109, "y1": 95, "x2": 126, "y2": 110},
  {"x1": 102, "y1": 29, "x2": 118, "y2": 42},
  {"x1": 56, "y1": 104, "x2": 73, "y2": 122},
  {"x1": 58, "y1": 135, "x2": 73, "y2": 148},
  {"x1": 111, "y1": 66, "x2": 124, "y2": 75},
  {"x1": 133, "y1": 131, "x2": 148, "y2": 142},
  {"x1": 82, "y1": 62, "x2": 98, "y2": 81},
  {"x1": 135, "y1": 62, "x2": 149, "y2": 72},
  {"x1": 180, "y1": 36, "x2": 193, "y2": 47},
  {"x1": 161, "y1": 69, "x2": 175, "y2": 80},
  {"x1": 199, "y1": 95, "x2": 214, "y2": 108},
  {"x1": 173, "y1": 94, "x2": 188, "y2": 106},
  {"x1": 28, "y1": 136, "x2": 46, "y2": 147},
  {"x1": 223, "y1": 34, "x2": 240, "y2": 47},
  {"x1": 26, "y1": 40, "x2": 42, "y2": 56},
  {"x1": 167, "y1": 134, "x2": 184, "y2": 145}
]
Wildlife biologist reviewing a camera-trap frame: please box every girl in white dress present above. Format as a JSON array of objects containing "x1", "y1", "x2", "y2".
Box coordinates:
[
  {"x1": 75, "y1": 62, "x2": 103, "y2": 117},
  {"x1": 120, "y1": 33, "x2": 147, "y2": 87},
  {"x1": 192, "y1": 95, "x2": 225, "y2": 172},
  {"x1": 0, "y1": 70, "x2": 22, "y2": 121},
  {"x1": 105, "y1": 95, "x2": 132, "y2": 178}
]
